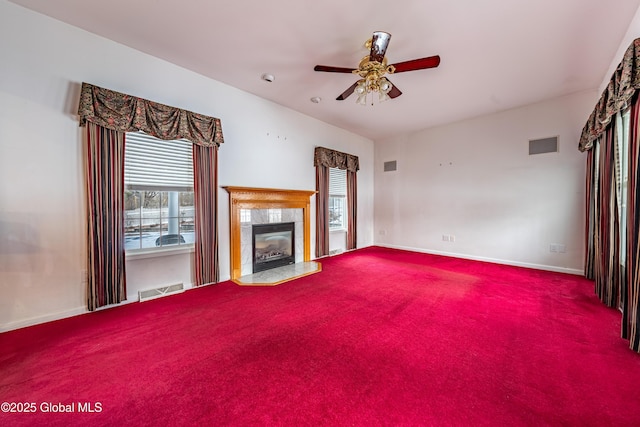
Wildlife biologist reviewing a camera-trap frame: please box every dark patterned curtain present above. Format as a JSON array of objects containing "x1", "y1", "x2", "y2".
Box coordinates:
[
  {"x1": 585, "y1": 149, "x2": 595, "y2": 279},
  {"x1": 79, "y1": 83, "x2": 224, "y2": 307},
  {"x1": 314, "y1": 147, "x2": 359, "y2": 257},
  {"x1": 591, "y1": 127, "x2": 621, "y2": 307},
  {"x1": 579, "y1": 38, "x2": 640, "y2": 152},
  {"x1": 314, "y1": 146, "x2": 359, "y2": 172},
  {"x1": 78, "y1": 83, "x2": 223, "y2": 147},
  {"x1": 580, "y1": 39, "x2": 640, "y2": 352},
  {"x1": 193, "y1": 144, "x2": 219, "y2": 286},
  {"x1": 346, "y1": 170, "x2": 357, "y2": 250},
  {"x1": 623, "y1": 95, "x2": 640, "y2": 351},
  {"x1": 85, "y1": 123, "x2": 126, "y2": 311},
  {"x1": 315, "y1": 165, "x2": 330, "y2": 258}
]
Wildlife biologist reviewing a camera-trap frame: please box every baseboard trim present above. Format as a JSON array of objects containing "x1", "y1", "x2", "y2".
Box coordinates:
[
  {"x1": 0, "y1": 306, "x2": 87, "y2": 333},
  {"x1": 2, "y1": 281, "x2": 198, "y2": 333},
  {"x1": 376, "y1": 244, "x2": 583, "y2": 275}
]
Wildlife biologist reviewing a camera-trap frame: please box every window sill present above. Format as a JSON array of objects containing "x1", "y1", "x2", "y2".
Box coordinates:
[
  {"x1": 126, "y1": 245, "x2": 194, "y2": 261},
  {"x1": 330, "y1": 228, "x2": 347, "y2": 233}
]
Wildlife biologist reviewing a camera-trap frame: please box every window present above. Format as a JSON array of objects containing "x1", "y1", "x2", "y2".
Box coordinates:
[
  {"x1": 619, "y1": 109, "x2": 630, "y2": 266},
  {"x1": 240, "y1": 209, "x2": 252, "y2": 223},
  {"x1": 268, "y1": 208, "x2": 282, "y2": 223},
  {"x1": 329, "y1": 168, "x2": 347, "y2": 231},
  {"x1": 124, "y1": 132, "x2": 194, "y2": 251},
  {"x1": 618, "y1": 108, "x2": 631, "y2": 310}
]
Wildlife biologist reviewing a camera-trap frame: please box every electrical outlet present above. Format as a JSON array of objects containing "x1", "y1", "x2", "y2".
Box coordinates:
[
  {"x1": 550, "y1": 244, "x2": 557, "y2": 253},
  {"x1": 442, "y1": 235, "x2": 449, "y2": 242},
  {"x1": 450, "y1": 235, "x2": 455, "y2": 243}
]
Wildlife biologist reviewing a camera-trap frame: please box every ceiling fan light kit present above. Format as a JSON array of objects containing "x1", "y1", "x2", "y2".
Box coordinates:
[{"x1": 314, "y1": 31, "x2": 440, "y2": 105}]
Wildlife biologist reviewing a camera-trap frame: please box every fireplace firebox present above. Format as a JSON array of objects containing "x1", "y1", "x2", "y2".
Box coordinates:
[{"x1": 252, "y1": 222, "x2": 295, "y2": 273}]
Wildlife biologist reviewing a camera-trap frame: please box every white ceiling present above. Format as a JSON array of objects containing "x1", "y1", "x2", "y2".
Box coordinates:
[{"x1": 9, "y1": 0, "x2": 640, "y2": 141}]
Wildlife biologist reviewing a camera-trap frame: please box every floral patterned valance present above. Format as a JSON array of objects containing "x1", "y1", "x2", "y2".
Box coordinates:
[
  {"x1": 579, "y1": 38, "x2": 640, "y2": 152},
  {"x1": 314, "y1": 146, "x2": 359, "y2": 172},
  {"x1": 77, "y1": 82, "x2": 224, "y2": 147}
]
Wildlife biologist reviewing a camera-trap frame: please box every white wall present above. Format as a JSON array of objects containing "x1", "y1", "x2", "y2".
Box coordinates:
[
  {"x1": 600, "y1": 6, "x2": 640, "y2": 93},
  {"x1": 374, "y1": 91, "x2": 597, "y2": 273},
  {"x1": 0, "y1": 1, "x2": 374, "y2": 331}
]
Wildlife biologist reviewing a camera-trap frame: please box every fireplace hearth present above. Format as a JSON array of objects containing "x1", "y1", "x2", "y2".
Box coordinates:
[{"x1": 252, "y1": 222, "x2": 295, "y2": 273}]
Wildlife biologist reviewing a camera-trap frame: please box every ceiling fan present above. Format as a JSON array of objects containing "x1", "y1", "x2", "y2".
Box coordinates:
[{"x1": 314, "y1": 31, "x2": 440, "y2": 104}]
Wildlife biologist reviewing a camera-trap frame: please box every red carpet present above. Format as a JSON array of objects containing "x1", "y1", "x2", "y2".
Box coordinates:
[{"x1": 1, "y1": 246, "x2": 640, "y2": 426}]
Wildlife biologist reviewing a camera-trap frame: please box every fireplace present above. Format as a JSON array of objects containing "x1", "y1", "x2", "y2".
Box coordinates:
[
  {"x1": 252, "y1": 222, "x2": 295, "y2": 273},
  {"x1": 223, "y1": 187, "x2": 315, "y2": 281}
]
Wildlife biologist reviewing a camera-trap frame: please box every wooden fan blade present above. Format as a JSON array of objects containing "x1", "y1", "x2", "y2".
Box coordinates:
[
  {"x1": 336, "y1": 81, "x2": 359, "y2": 100},
  {"x1": 314, "y1": 65, "x2": 354, "y2": 73},
  {"x1": 387, "y1": 81, "x2": 402, "y2": 98},
  {"x1": 370, "y1": 31, "x2": 392, "y2": 62},
  {"x1": 391, "y1": 55, "x2": 441, "y2": 73}
]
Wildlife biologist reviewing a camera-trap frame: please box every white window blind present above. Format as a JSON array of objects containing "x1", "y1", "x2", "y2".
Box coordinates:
[
  {"x1": 125, "y1": 132, "x2": 193, "y2": 192},
  {"x1": 329, "y1": 168, "x2": 347, "y2": 196}
]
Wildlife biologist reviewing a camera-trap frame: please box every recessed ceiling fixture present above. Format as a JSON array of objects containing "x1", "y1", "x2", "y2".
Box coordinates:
[
  {"x1": 314, "y1": 31, "x2": 440, "y2": 105},
  {"x1": 261, "y1": 73, "x2": 275, "y2": 83},
  {"x1": 310, "y1": 97, "x2": 321, "y2": 104}
]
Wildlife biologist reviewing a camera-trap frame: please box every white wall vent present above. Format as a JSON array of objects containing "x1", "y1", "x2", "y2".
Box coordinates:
[
  {"x1": 329, "y1": 248, "x2": 344, "y2": 256},
  {"x1": 138, "y1": 282, "x2": 184, "y2": 302},
  {"x1": 384, "y1": 160, "x2": 397, "y2": 172},
  {"x1": 529, "y1": 136, "x2": 558, "y2": 155}
]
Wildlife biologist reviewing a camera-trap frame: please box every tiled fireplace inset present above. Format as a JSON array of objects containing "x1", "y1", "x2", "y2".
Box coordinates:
[{"x1": 241, "y1": 208, "x2": 303, "y2": 276}]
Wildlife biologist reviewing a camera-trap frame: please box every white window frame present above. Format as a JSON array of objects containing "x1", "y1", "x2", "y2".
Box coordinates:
[
  {"x1": 124, "y1": 132, "x2": 195, "y2": 254},
  {"x1": 329, "y1": 168, "x2": 347, "y2": 231}
]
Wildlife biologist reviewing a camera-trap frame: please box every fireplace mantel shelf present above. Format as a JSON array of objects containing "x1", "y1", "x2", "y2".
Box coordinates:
[
  {"x1": 223, "y1": 186, "x2": 317, "y2": 283},
  {"x1": 223, "y1": 186, "x2": 316, "y2": 204}
]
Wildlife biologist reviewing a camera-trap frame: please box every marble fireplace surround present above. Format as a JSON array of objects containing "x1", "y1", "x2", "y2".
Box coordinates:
[{"x1": 223, "y1": 187, "x2": 316, "y2": 281}]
